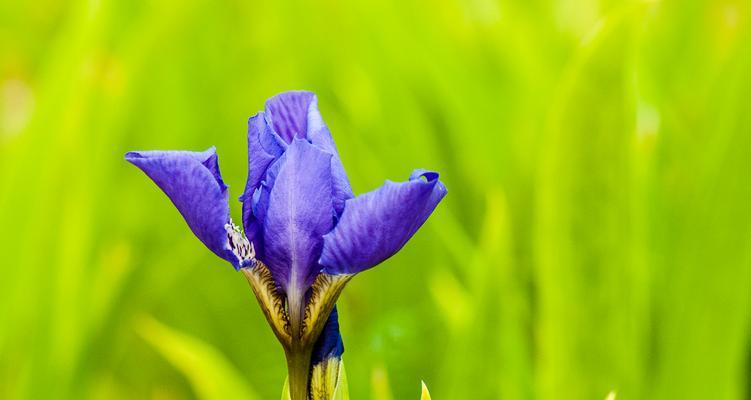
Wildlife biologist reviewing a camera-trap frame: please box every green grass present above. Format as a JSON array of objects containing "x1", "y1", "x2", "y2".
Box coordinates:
[{"x1": 1, "y1": 0, "x2": 750, "y2": 398}]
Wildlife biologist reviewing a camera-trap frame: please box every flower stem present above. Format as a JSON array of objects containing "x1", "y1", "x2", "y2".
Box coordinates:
[
  {"x1": 284, "y1": 278, "x2": 312, "y2": 400},
  {"x1": 285, "y1": 348, "x2": 312, "y2": 400}
]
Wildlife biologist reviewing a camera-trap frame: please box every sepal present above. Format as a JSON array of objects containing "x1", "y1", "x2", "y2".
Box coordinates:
[
  {"x1": 310, "y1": 357, "x2": 342, "y2": 400},
  {"x1": 302, "y1": 273, "x2": 352, "y2": 344},
  {"x1": 241, "y1": 260, "x2": 291, "y2": 345}
]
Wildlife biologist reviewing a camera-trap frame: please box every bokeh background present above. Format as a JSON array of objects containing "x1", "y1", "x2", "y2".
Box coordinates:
[{"x1": 2, "y1": 0, "x2": 751, "y2": 398}]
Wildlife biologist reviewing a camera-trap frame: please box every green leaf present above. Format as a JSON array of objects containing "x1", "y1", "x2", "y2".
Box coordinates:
[
  {"x1": 136, "y1": 315, "x2": 259, "y2": 400},
  {"x1": 420, "y1": 381, "x2": 432, "y2": 400},
  {"x1": 332, "y1": 363, "x2": 350, "y2": 400},
  {"x1": 281, "y1": 377, "x2": 290, "y2": 400}
]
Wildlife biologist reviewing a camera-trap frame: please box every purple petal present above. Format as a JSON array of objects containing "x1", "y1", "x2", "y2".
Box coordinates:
[
  {"x1": 240, "y1": 113, "x2": 285, "y2": 254},
  {"x1": 125, "y1": 148, "x2": 252, "y2": 269},
  {"x1": 265, "y1": 91, "x2": 354, "y2": 216},
  {"x1": 263, "y1": 139, "x2": 335, "y2": 292},
  {"x1": 303, "y1": 95, "x2": 354, "y2": 216},
  {"x1": 264, "y1": 91, "x2": 316, "y2": 144},
  {"x1": 244, "y1": 156, "x2": 284, "y2": 262},
  {"x1": 319, "y1": 170, "x2": 447, "y2": 274},
  {"x1": 242, "y1": 113, "x2": 282, "y2": 200},
  {"x1": 312, "y1": 306, "x2": 344, "y2": 365}
]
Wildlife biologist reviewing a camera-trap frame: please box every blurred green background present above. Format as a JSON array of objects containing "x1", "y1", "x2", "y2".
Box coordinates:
[{"x1": 2, "y1": 0, "x2": 751, "y2": 398}]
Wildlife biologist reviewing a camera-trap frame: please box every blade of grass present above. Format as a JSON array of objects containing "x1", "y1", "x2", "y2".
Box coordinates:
[{"x1": 136, "y1": 315, "x2": 259, "y2": 400}]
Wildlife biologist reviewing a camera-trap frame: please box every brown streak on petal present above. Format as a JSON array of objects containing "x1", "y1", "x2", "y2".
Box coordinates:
[
  {"x1": 302, "y1": 273, "x2": 352, "y2": 346},
  {"x1": 310, "y1": 357, "x2": 342, "y2": 400},
  {"x1": 242, "y1": 260, "x2": 292, "y2": 346}
]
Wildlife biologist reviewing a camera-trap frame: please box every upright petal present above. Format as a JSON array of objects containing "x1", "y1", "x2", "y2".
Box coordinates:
[
  {"x1": 265, "y1": 91, "x2": 353, "y2": 216},
  {"x1": 242, "y1": 113, "x2": 283, "y2": 200},
  {"x1": 125, "y1": 148, "x2": 253, "y2": 269},
  {"x1": 264, "y1": 91, "x2": 316, "y2": 144},
  {"x1": 319, "y1": 170, "x2": 447, "y2": 274},
  {"x1": 244, "y1": 156, "x2": 284, "y2": 262},
  {"x1": 263, "y1": 139, "x2": 335, "y2": 292},
  {"x1": 303, "y1": 95, "x2": 354, "y2": 216},
  {"x1": 241, "y1": 113, "x2": 285, "y2": 253}
]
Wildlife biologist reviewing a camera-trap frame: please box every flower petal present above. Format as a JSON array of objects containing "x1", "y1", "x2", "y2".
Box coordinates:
[
  {"x1": 264, "y1": 91, "x2": 316, "y2": 144},
  {"x1": 242, "y1": 113, "x2": 282, "y2": 200},
  {"x1": 312, "y1": 306, "x2": 344, "y2": 365},
  {"x1": 263, "y1": 139, "x2": 334, "y2": 292},
  {"x1": 240, "y1": 113, "x2": 285, "y2": 254},
  {"x1": 302, "y1": 95, "x2": 354, "y2": 216},
  {"x1": 319, "y1": 170, "x2": 447, "y2": 274},
  {"x1": 244, "y1": 156, "x2": 284, "y2": 262},
  {"x1": 125, "y1": 148, "x2": 252, "y2": 269},
  {"x1": 265, "y1": 91, "x2": 354, "y2": 216}
]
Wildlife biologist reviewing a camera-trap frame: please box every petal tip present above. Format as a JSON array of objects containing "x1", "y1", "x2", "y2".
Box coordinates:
[
  {"x1": 264, "y1": 91, "x2": 320, "y2": 143},
  {"x1": 411, "y1": 169, "x2": 447, "y2": 197},
  {"x1": 124, "y1": 151, "x2": 143, "y2": 163},
  {"x1": 410, "y1": 169, "x2": 439, "y2": 182},
  {"x1": 248, "y1": 111, "x2": 263, "y2": 122}
]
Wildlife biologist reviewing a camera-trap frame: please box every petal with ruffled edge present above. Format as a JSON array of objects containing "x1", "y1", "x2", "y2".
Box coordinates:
[
  {"x1": 263, "y1": 139, "x2": 334, "y2": 292},
  {"x1": 125, "y1": 148, "x2": 253, "y2": 269},
  {"x1": 264, "y1": 91, "x2": 353, "y2": 216},
  {"x1": 319, "y1": 170, "x2": 447, "y2": 275}
]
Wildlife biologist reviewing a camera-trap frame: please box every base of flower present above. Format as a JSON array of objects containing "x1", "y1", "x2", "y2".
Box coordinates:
[{"x1": 285, "y1": 347, "x2": 313, "y2": 400}]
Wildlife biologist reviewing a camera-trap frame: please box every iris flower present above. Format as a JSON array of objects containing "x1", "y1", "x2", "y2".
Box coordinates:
[{"x1": 126, "y1": 91, "x2": 446, "y2": 400}]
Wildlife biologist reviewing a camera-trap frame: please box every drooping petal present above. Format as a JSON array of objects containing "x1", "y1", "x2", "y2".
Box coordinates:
[
  {"x1": 263, "y1": 139, "x2": 335, "y2": 292},
  {"x1": 319, "y1": 170, "x2": 447, "y2": 275},
  {"x1": 265, "y1": 91, "x2": 353, "y2": 216},
  {"x1": 240, "y1": 113, "x2": 285, "y2": 254},
  {"x1": 312, "y1": 306, "x2": 344, "y2": 365},
  {"x1": 125, "y1": 148, "x2": 253, "y2": 269}
]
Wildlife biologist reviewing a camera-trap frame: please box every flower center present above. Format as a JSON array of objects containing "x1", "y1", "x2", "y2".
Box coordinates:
[{"x1": 225, "y1": 222, "x2": 255, "y2": 263}]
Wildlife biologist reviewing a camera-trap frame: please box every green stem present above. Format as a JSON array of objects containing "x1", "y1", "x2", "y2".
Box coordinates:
[
  {"x1": 285, "y1": 348, "x2": 312, "y2": 400},
  {"x1": 285, "y1": 284, "x2": 311, "y2": 400}
]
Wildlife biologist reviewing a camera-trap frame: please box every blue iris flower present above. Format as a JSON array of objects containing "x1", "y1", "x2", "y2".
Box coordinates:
[{"x1": 126, "y1": 91, "x2": 446, "y2": 399}]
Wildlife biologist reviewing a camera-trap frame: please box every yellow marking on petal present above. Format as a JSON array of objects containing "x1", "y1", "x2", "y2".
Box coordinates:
[
  {"x1": 420, "y1": 381, "x2": 432, "y2": 400},
  {"x1": 302, "y1": 273, "x2": 352, "y2": 344},
  {"x1": 242, "y1": 260, "x2": 291, "y2": 345},
  {"x1": 310, "y1": 357, "x2": 341, "y2": 400}
]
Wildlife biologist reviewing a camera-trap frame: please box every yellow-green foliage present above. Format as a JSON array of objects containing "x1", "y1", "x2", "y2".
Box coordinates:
[
  {"x1": 1, "y1": 0, "x2": 750, "y2": 399},
  {"x1": 421, "y1": 381, "x2": 432, "y2": 400}
]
